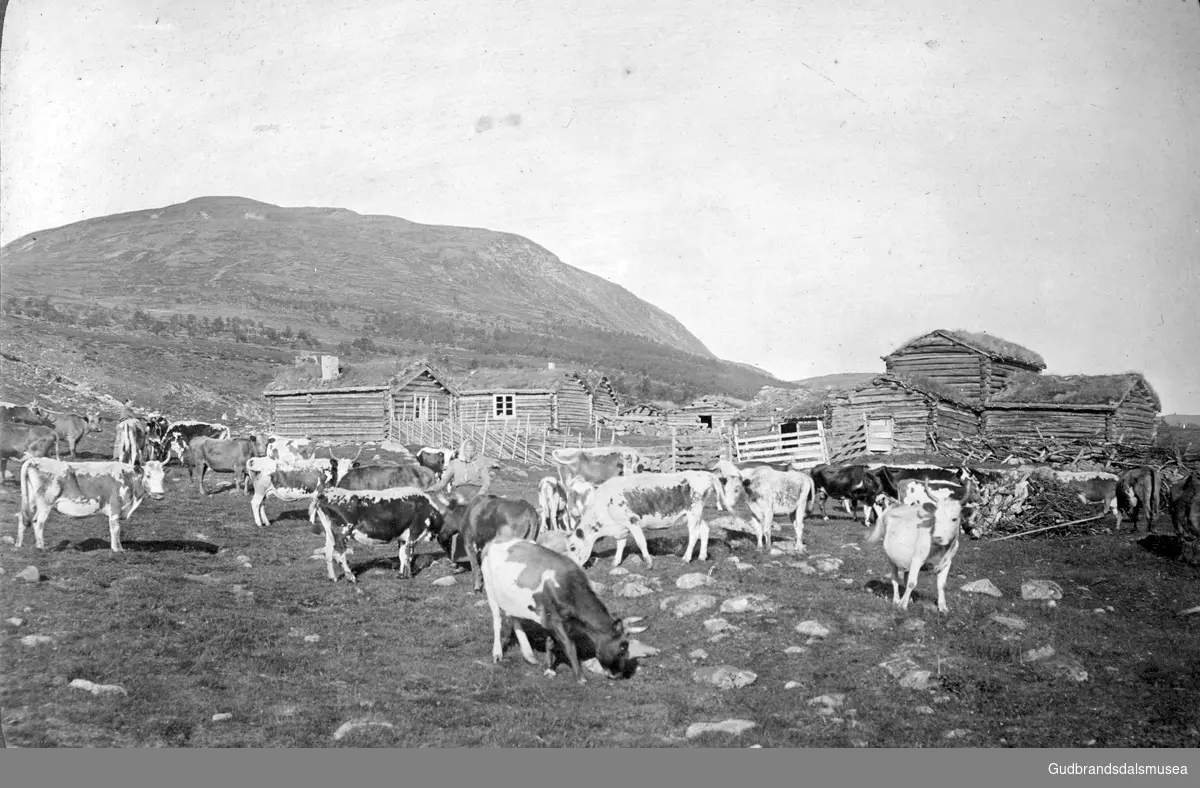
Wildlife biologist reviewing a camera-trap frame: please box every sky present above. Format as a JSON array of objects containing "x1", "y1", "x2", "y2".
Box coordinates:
[{"x1": 2, "y1": 0, "x2": 1198, "y2": 412}]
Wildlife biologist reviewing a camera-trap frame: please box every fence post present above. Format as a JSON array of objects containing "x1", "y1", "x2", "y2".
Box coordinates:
[
  {"x1": 541, "y1": 431, "x2": 547, "y2": 464},
  {"x1": 670, "y1": 428, "x2": 677, "y2": 474},
  {"x1": 482, "y1": 416, "x2": 490, "y2": 458}
]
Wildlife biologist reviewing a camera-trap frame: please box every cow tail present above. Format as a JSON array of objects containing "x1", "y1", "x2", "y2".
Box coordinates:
[
  {"x1": 54, "y1": 434, "x2": 61, "y2": 461},
  {"x1": 864, "y1": 511, "x2": 886, "y2": 545},
  {"x1": 19, "y1": 457, "x2": 36, "y2": 527}
]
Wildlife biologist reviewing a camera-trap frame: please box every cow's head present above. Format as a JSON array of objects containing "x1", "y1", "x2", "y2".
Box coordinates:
[
  {"x1": 594, "y1": 616, "x2": 647, "y2": 680},
  {"x1": 86, "y1": 412, "x2": 103, "y2": 429},
  {"x1": 920, "y1": 483, "x2": 963, "y2": 547},
  {"x1": 138, "y1": 460, "x2": 167, "y2": 500},
  {"x1": 707, "y1": 460, "x2": 743, "y2": 509}
]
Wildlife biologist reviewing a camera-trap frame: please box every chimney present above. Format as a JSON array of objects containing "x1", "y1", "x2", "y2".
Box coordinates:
[
  {"x1": 320, "y1": 355, "x2": 340, "y2": 381},
  {"x1": 547, "y1": 362, "x2": 556, "y2": 370}
]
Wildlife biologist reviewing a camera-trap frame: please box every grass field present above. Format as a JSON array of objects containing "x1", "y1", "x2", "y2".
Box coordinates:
[{"x1": 2, "y1": 431, "x2": 1198, "y2": 748}]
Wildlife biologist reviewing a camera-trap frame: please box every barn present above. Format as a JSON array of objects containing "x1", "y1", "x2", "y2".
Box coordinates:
[
  {"x1": 884, "y1": 329, "x2": 1046, "y2": 403},
  {"x1": 733, "y1": 386, "x2": 835, "y2": 434},
  {"x1": 827, "y1": 374, "x2": 982, "y2": 460},
  {"x1": 585, "y1": 373, "x2": 622, "y2": 424},
  {"x1": 667, "y1": 395, "x2": 745, "y2": 431},
  {"x1": 983, "y1": 372, "x2": 1161, "y2": 445},
  {"x1": 387, "y1": 361, "x2": 459, "y2": 423},
  {"x1": 455, "y1": 366, "x2": 594, "y2": 432}
]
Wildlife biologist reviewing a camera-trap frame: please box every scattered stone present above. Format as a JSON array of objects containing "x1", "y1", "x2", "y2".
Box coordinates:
[
  {"x1": 6, "y1": 617, "x2": 25, "y2": 627},
  {"x1": 1093, "y1": 608, "x2": 1107, "y2": 614},
  {"x1": 304, "y1": 634, "x2": 321, "y2": 644},
  {"x1": 795, "y1": 620, "x2": 830, "y2": 638},
  {"x1": 707, "y1": 633, "x2": 730, "y2": 643},
  {"x1": 68, "y1": 679, "x2": 127, "y2": 696},
  {"x1": 610, "y1": 567, "x2": 630, "y2": 577},
  {"x1": 671, "y1": 594, "x2": 718, "y2": 618},
  {"x1": 332, "y1": 717, "x2": 395, "y2": 741},
  {"x1": 847, "y1": 612, "x2": 887, "y2": 630},
  {"x1": 703, "y1": 618, "x2": 739, "y2": 634},
  {"x1": 590, "y1": 581, "x2": 607, "y2": 594},
  {"x1": 851, "y1": 739, "x2": 869, "y2": 747},
  {"x1": 933, "y1": 695, "x2": 953, "y2": 704},
  {"x1": 961, "y1": 579, "x2": 1003, "y2": 597},
  {"x1": 212, "y1": 713, "x2": 233, "y2": 723},
  {"x1": 1105, "y1": 605, "x2": 1114, "y2": 613},
  {"x1": 1, "y1": 535, "x2": 15, "y2": 545},
  {"x1": 807, "y1": 694, "x2": 845, "y2": 716},
  {"x1": 769, "y1": 548, "x2": 784, "y2": 557},
  {"x1": 991, "y1": 614, "x2": 1028, "y2": 631},
  {"x1": 1021, "y1": 580, "x2": 1063, "y2": 601},
  {"x1": 880, "y1": 652, "x2": 922, "y2": 679},
  {"x1": 692, "y1": 666, "x2": 758, "y2": 689},
  {"x1": 685, "y1": 719, "x2": 756, "y2": 739},
  {"x1": 617, "y1": 582, "x2": 654, "y2": 599},
  {"x1": 16, "y1": 566, "x2": 41, "y2": 583},
  {"x1": 784, "y1": 681, "x2": 802, "y2": 690},
  {"x1": 1046, "y1": 600, "x2": 1057, "y2": 609},
  {"x1": 720, "y1": 594, "x2": 776, "y2": 614},
  {"x1": 1023, "y1": 646, "x2": 1055, "y2": 663},
  {"x1": 914, "y1": 705, "x2": 935, "y2": 715},
  {"x1": 840, "y1": 578, "x2": 854, "y2": 585},
  {"x1": 627, "y1": 640, "x2": 659, "y2": 658},
  {"x1": 1048, "y1": 658, "x2": 1090, "y2": 683},
  {"x1": 21, "y1": 634, "x2": 53, "y2": 647},
  {"x1": 726, "y1": 556, "x2": 740, "y2": 563},
  {"x1": 900, "y1": 619, "x2": 926, "y2": 633},
  {"x1": 813, "y1": 557, "x2": 843, "y2": 574},
  {"x1": 944, "y1": 728, "x2": 971, "y2": 740},
  {"x1": 899, "y1": 670, "x2": 933, "y2": 690},
  {"x1": 474, "y1": 600, "x2": 490, "y2": 608},
  {"x1": 236, "y1": 555, "x2": 250, "y2": 563},
  {"x1": 676, "y1": 573, "x2": 713, "y2": 589},
  {"x1": 840, "y1": 543, "x2": 862, "y2": 551},
  {"x1": 689, "y1": 649, "x2": 709, "y2": 660},
  {"x1": 783, "y1": 646, "x2": 808, "y2": 655},
  {"x1": 658, "y1": 595, "x2": 681, "y2": 612},
  {"x1": 431, "y1": 576, "x2": 456, "y2": 587},
  {"x1": 736, "y1": 563, "x2": 755, "y2": 571}
]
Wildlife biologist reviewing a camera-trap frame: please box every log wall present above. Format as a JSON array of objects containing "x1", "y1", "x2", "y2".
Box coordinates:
[
  {"x1": 556, "y1": 379, "x2": 593, "y2": 431},
  {"x1": 391, "y1": 371, "x2": 454, "y2": 421},
  {"x1": 830, "y1": 384, "x2": 933, "y2": 458},
  {"x1": 267, "y1": 390, "x2": 389, "y2": 442},
  {"x1": 884, "y1": 334, "x2": 985, "y2": 401},
  {"x1": 1112, "y1": 389, "x2": 1159, "y2": 445},
  {"x1": 457, "y1": 392, "x2": 555, "y2": 431},
  {"x1": 982, "y1": 409, "x2": 1109, "y2": 441},
  {"x1": 933, "y1": 402, "x2": 981, "y2": 443}
]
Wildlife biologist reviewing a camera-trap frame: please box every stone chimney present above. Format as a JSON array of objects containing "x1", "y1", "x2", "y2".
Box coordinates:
[
  {"x1": 547, "y1": 362, "x2": 556, "y2": 370},
  {"x1": 320, "y1": 355, "x2": 340, "y2": 381}
]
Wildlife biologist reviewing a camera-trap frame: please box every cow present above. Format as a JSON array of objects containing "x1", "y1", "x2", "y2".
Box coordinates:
[
  {"x1": 437, "y1": 494, "x2": 541, "y2": 592},
  {"x1": 710, "y1": 460, "x2": 816, "y2": 553},
  {"x1": 1116, "y1": 466, "x2": 1162, "y2": 533},
  {"x1": 873, "y1": 464, "x2": 982, "y2": 532},
  {"x1": 1029, "y1": 469, "x2": 1122, "y2": 526},
  {"x1": 161, "y1": 420, "x2": 232, "y2": 464},
  {"x1": 1, "y1": 422, "x2": 60, "y2": 481},
  {"x1": 32, "y1": 407, "x2": 102, "y2": 459},
  {"x1": 405, "y1": 444, "x2": 458, "y2": 478},
  {"x1": 144, "y1": 415, "x2": 170, "y2": 459},
  {"x1": 17, "y1": 457, "x2": 167, "y2": 552},
  {"x1": 865, "y1": 483, "x2": 965, "y2": 614},
  {"x1": 337, "y1": 463, "x2": 432, "y2": 492},
  {"x1": 1167, "y1": 473, "x2": 1199, "y2": 565},
  {"x1": 185, "y1": 436, "x2": 260, "y2": 495},
  {"x1": 482, "y1": 537, "x2": 647, "y2": 683},
  {"x1": 0, "y1": 403, "x2": 48, "y2": 426},
  {"x1": 247, "y1": 456, "x2": 357, "y2": 528},
  {"x1": 564, "y1": 474, "x2": 596, "y2": 525},
  {"x1": 809, "y1": 463, "x2": 890, "y2": 525},
  {"x1": 113, "y1": 418, "x2": 150, "y2": 466},
  {"x1": 260, "y1": 435, "x2": 316, "y2": 462},
  {"x1": 550, "y1": 446, "x2": 645, "y2": 486},
  {"x1": 566, "y1": 470, "x2": 727, "y2": 569},
  {"x1": 312, "y1": 487, "x2": 446, "y2": 582},
  {"x1": 537, "y1": 476, "x2": 571, "y2": 532}
]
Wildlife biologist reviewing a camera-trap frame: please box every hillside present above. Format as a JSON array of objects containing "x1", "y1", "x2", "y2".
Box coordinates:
[
  {"x1": 791, "y1": 372, "x2": 878, "y2": 390},
  {"x1": 0, "y1": 196, "x2": 799, "y2": 407},
  {"x1": 1163, "y1": 414, "x2": 1200, "y2": 428}
]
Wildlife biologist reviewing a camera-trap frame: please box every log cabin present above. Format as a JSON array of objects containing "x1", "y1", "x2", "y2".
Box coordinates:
[
  {"x1": 883, "y1": 329, "x2": 1046, "y2": 404},
  {"x1": 455, "y1": 365, "x2": 594, "y2": 431},
  {"x1": 666, "y1": 394, "x2": 746, "y2": 431},
  {"x1": 828, "y1": 374, "x2": 982, "y2": 460},
  {"x1": 983, "y1": 372, "x2": 1161, "y2": 445}
]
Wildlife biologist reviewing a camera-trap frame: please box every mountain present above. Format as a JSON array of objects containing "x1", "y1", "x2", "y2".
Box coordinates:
[
  {"x1": 1163, "y1": 414, "x2": 1200, "y2": 428},
  {"x1": 791, "y1": 372, "x2": 879, "y2": 390},
  {"x1": 0, "y1": 197, "x2": 794, "y2": 408}
]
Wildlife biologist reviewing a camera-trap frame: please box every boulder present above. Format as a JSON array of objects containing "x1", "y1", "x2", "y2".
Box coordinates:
[{"x1": 692, "y1": 665, "x2": 758, "y2": 689}]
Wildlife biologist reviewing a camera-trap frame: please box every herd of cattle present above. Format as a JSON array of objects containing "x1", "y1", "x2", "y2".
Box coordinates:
[{"x1": 2, "y1": 400, "x2": 1199, "y2": 683}]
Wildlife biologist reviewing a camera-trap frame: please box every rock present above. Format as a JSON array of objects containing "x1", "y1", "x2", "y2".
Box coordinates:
[
  {"x1": 6, "y1": 617, "x2": 25, "y2": 627},
  {"x1": 914, "y1": 705, "x2": 935, "y2": 714},
  {"x1": 617, "y1": 582, "x2": 654, "y2": 599},
  {"x1": 658, "y1": 595, "x2": 681, "y2": 612},
  {"x1": 16, "y1": 566, "x2": 41, "y2": 583},
  {"x1": 68, "y1": 679, "x2": 127, "y2": 696},
  {"x1": 1, "y1": 535, "x2": 15, "y2": 545},
  {"x1": 901, "y1": 619, "x2": 926, "y2": 632},
  {"x1": 212, "y1": 713, "x2": 233, "y2": 722},
  {"x1": 1048, "y1": 658, "x2": 1089, "y2": 683},
  {"x1": 672, "y1": 594, "x2": 718, "y2": 618},
  {"x1": 880, "y1": 652, "x2": 922, "y2": 679},
  {"x1": 720, "y1": 594, "x2": 776, "y2": 614},
  {"x1": 840, "y1": 578, "x2": 854, "y2": 585},
  {"x1": 899, "y1": 670, "x2": 933, "y2": 690},
  {"x1": 332, "y1": 717, "x2": 395, "y2": 741},
  {"x1": 583, "y1": 658, "x2": 609, "y2": 676},
  {"x1": 685, "y1": 719, "x2": 756, "y2": 739},
  {"x1": 304, "y1": 634, "x2": 321, "y2": 644},
  {"x1": 736, "y1": 563, "x2": 755, "y2": 571},
  {"x1": 689, "y1": 649, "x2": 709, "y2": 660},
  {"x1": 707, "y1": 633, "x2": 730, "y2": 643},
  {"x1": 21, "y1": 635, "x2": 53, "y2": 647},
  {"x1": 769, "y1": 548, "x2": 784, "y2": 557},
  {"x1": 1093, "y1": 608, "x2": 1107, "y2": 614},
  {"x1": 991, "y1": 614, "x2": 1028, "y2": 630},
  {"x1": 474, "y1": 600, "x2": 490, "y2": 608},
  {"x1": 1021, "y1": 580, "x2": 1063, "y2": 601},
  {"x1": 726, "y1": 556, "x2": 740, "y2": 563},
  {"x1": 847, "y1": 612, "x2": 887, "y2": 630},
  {"x1": 944, "y1": 728, "x2": 971, "y2": 739},
  {"x1": 813, "y1": 557, "x2": 843, "y2": 573},
  {"x1": 431, "y1": 576, "x2": 456, "y2": 587},
  {"x1": 590, "y1": 581, "x2": 607, "y2": 594},
  {"x1": 795, "y1": 620, "x2": 830, "y2": 637},
  {"x1": 961, "y1": 579, "x2": 1003, "y2": 597},
  {"x1": 692, "y1": 666, "x2": 758, "y2": 689},
  {"x1": 609, "y1": 567, "x2": 630, "y2": 577},
  {"x1": 627, "y1": 639, "x2": 659, "y2": 658},
  {"x1": 807, "y1": 694, "x2": 845, "y2": 716},
  {"x1": 236, "y1": 555, "x2": 250, "y2": 563},
  {"x1": 784, "y1": 681, "x2": 802, "y2": 690},
  {"x1": 783, "y1": 646, "x2": 808, "y2": 655},
  {"x1": 1023, "y1": 646, "x2": 1055, "y2": 662},
  {"x1": 703, "y1": 618, "x2": 739, "y2": 634},
  {"x1": 676, "y1": 572, "x2": 713, "y2": 589}
]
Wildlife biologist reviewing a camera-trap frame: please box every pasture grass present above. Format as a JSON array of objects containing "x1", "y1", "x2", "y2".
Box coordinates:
[{"x1": 2, "y1": 433, "x2": 1198, "y2": 747}]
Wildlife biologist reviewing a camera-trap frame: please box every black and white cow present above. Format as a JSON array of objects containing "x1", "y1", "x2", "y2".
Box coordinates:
[
  {"x1": 710, "y1": 460, "x2": 816, "y2": 553},
  {"x1": 405, "y1": 444, "x2": 458, "y2": 478},
  {"x1": 161, "y1": 420, "x2": 231, "y2": 464},
  {"x1": 17, "y1": 457, "x2": 167, "y2": 552},
  {"x1": 247, "y1": 456, "x2": 355, "y2": 528},
  {"x1": 438, "y1": 494, "x2": 541, "y2": 592},
  {"x1": 312, "y1": 487, "x2": 446, "y2": 582},
  {"x1": 872, "y1": 464, "x2": 981, "y2": 531},
  {"x1": 809, "y1": 463, "x2": 891, "y2": 525},
  {"x1": 566, "y1": 470, "x2": 727, "y2": 569}
]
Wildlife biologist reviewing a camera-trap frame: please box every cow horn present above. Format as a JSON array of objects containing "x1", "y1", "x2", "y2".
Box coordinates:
[
  {"x1": 621, "y1": 616, "x2": 644, "y2": 626},
  {"x1": 921, "y1": 480, "x2": 938, "y2": 503},
  {"x1": 351, "y1": 444, "x2": 366, "y2": 462}
]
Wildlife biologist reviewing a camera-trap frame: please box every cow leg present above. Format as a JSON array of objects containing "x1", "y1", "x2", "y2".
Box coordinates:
[
  {"x1": 611, "y1": 534, "x2": 629, "y2": 568},
  {"x1": 1111, "y1": 498, "x2": 1121, "y2": 530},
  {"x1": 890, "y1": 566, "x2": 904, "y2": 606},
  {"x1": 511, "y1": 619, "x2": 540, "y2": 666},
  {"x1": 898, "y1": 547, "x2": 929, "y2": 611},
  {"x1": 251, "y1": 488, "x2": 268, "y2": 528},
  {"x1": 489, "y1": 604, "x2": 506, "y2": 663},
  {"x1": 467, "y1": 540, "x2": 484, "y2": 592},
  {"x1": 197, "y1": 465, "x2": 208, "y2": 495},
  {"x1": 628, "y1": 524, "x2": 653, "y2": 569},
  {"x1": 546, "y1": 613, "x2": 584, "y2": 684},
  {"x1": 791, "y1": 500, "x2": 807, "y2": 554},
  {"x1": 398, "y1": 538, "x2": 413, "y2": 579},
  {"x1": 107, "y1": 510, "x2": 124, "y2": 553},
  {"x1": 681, "y1": 505, "x2": 708, "y2": 563},
  {"x1": 934, "y1": 561, "x2": 952, "y2": 614},
  {"x1": 819, "y1": 491, "x2": 830, "y2": 521}
]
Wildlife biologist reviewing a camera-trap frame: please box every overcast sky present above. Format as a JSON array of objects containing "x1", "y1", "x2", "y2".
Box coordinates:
[{"x1": 3, "y1": 0, "x2": 1198, "y2": 411}]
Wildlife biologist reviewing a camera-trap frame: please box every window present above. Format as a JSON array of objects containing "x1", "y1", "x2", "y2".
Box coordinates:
[
  {"x1": 494, "y1": 394, "x2": 514, "y2": 418},
  {"x1": 412, "y1": 395, "x2": 429, "y2": 420}
]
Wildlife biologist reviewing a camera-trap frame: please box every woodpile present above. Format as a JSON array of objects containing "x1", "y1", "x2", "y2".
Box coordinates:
[{"x1": 974, "y1": 475, "x2": 1111, "y2": 540}]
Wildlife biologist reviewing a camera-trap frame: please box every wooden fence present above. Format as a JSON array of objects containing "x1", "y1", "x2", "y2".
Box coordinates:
[
  {"x1": 671, "y1": 431, "x2": 734, "y2": 471},
  {"x1": 733, "y1": 422, "x2": 829, "y2": 468},
  {"x1": 831, "y1": 415, "x2": 894, "y2": 461}
]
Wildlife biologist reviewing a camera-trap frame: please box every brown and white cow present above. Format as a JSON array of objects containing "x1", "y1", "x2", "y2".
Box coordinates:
[
  {"x1": 482, "y1": 537, "x2": 646, "y2": 684},
  {"x1": 186, "y1": 436, "x2": 260, "y2": 495},
  {"x1": 1030, "y1": 469, "x2": 1122, "y2": 526},
  {"x1": 113, "y1": 418, "x2": 150, "y2": 466},
  {"x1": 17, "y1": 457, "x2": 167, "y2": 552},
  {"x1": 337, "y1": 462, "x2": 433, "y2": 492},
  {"x1": 866, "y1": 484, "x2": 964, "y2": 614},
  {"x1": 162, "y1": 420, "x2": 232, "y2": 464},
  {"x1": 809, "y1": 463, "x2": 891, "y2": 525},
  {"x1": 247, "y1": 456, "x2": 357, "y2": 528},
  {"x1": 312, "y1": 487, "x2": 446, "y2": 582},
  {"x1": 537, "y1": 476, "x2": 571, "y2": 533},
  {"x1": 33, "y1": 406, "x2": 102, "y2": 460},
  {"x1": 566, "y1": 470, "x2": 727, "y2": 569},
  {"x1": 260, "y1": 435, "x2": 316, "y2": 462},
  {"x1": 710, "y1": 460, "x2": 816, "y2": 553},
  {"x1": 1, "y1": 422, "x2": 59, "y2": 481},
  {"x1": 1117, "y1": 466, "x2": 1161, "y2": 533},
  {"x1": 437, "y1": 494, "x2": 541, "y2": 592},
  {"x1": 405, "y1": 444, "x2": 458, "y2": 478},
  {"x1": 551, "y1": 446, "x2": 645, "y2": 486},
  {"x1": 1, "y1": 403, "x2": 48, "y2": 426}
]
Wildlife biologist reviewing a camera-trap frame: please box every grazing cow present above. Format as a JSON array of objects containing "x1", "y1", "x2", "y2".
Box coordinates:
[
  {"x1": 0, "y1": 403, "x2": 48, "y2": 425},
  {"x1": 1168, "y1": 473, "x2": 1199, "y2": 565},
  {"x1": 32, "y1": 407, "x2": 102, "y2": 459},
  {"x1": 538, "y1": 476, "x2": 571, "y2": 532},
  {"x1": 17, "y1": 457, "x2": 167, "y2": 552},
  {"x1": 1030, "y1": 469, "x2": 1122, "y2": 526},
  {"x1": 1117, "y1": 466, "x2": 1162, "y2": 533},
  {"x1": 866, "y1": 484, "x2": 965, "y2": 614},
  {"x1": 564, "y1": 474, "x2": 596, "y2": 525},
  {"x1": 405, "y1": 444, "x2": 458, "y2": 478},
  {"x1": 566, "y1": 470, "x2": 726, "y2": 569},
  {"x1": 247, "y1": 456, "x2": 356, "y2": 528},
  {"x1": 482, "y1": 537, "x2": 647, "y2": 683},
  {"x1": 438, "y1": 494, "x2": 541, "y2": 592},
  {"x1": 808, "y1": 463, "x2": 891, "y2": 525},
  {"x1": 711, "y1": 460, "x2": 816, "y2": 553},
  {"x1": 1, "y1": 422, "x2": 60, "y2": 480},
  {"x1": 161, "y1": 420, "x2": 232, "y2": 464},
  {"x1": 550, "y1": 446, "x2": 645, "y2": 486},
  {"x1": 261, "y1": 435, "x2": 316, "y2": 462},
  {"x1": 312, "y1": 487, "x2": 446, "y2": 582},
  {"x1": 113, "y1": 418, "x2": 149, "y2": 465},
  {"x1": 186, "y1": 436, "x2": 260, "y2": 495}
]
